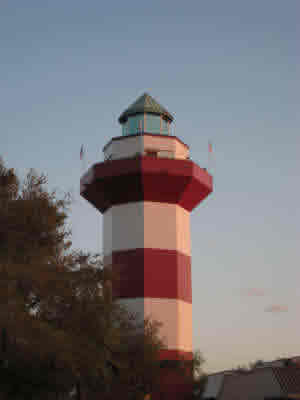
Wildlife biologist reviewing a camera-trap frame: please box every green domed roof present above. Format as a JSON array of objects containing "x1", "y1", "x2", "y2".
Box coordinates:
[{"x1": 118, "y1": 93, "x2": 174, "y2": 124}]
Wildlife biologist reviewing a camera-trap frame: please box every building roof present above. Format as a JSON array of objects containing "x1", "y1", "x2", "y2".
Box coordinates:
[
  {"x1": 218, "y1": 367, "x2": 300, "y2": 400},
  {"x1": 118, "y1": 92, "x2": 174, "y2": 124},
  {"x1": 272, "y1": 367, "x2": 300, "y2": 395}
]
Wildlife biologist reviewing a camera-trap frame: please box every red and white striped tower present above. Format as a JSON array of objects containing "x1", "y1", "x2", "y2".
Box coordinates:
[{"x1": 80, "y1": 93, "x2": 213, "y2": 399}]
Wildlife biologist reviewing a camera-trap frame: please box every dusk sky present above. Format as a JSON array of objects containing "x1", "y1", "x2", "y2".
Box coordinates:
[{"x1": 1, "y1": 1, "x2": 299, "y2": 372}]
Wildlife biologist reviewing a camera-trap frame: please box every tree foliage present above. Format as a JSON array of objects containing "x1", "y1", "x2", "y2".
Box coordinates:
[
  {"x1": 181, "y1": 351, "x2": 206, "y2": 400},
  {"x1": 0, "y1": 158, "x2": 164, "y2": 400},
  {"x1": 234, "y1": 359, "x2": 266, "y2": 373},
  {"x1": 248, "y1": 359, "x2": 265, "y2": 370}
]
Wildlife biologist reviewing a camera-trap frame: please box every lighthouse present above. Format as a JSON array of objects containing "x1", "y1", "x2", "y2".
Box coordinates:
[{"x1": 80, "y1": 93, "x2": 213, "y2": 398}]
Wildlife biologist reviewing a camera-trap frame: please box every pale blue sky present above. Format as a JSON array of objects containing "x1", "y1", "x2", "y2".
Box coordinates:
[{"x1": 1, "y1": 1, "x2": 299, "y2": 372}]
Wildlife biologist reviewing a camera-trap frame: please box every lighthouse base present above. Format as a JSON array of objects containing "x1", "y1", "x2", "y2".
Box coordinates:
[
  {"x1": 152, "y1": 361, "x2": 193, "y2": 400},
  {"x1": 149, "y1": 352, "x2": 193, "y2": 400}
]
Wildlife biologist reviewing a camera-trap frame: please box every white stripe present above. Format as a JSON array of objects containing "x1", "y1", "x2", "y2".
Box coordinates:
[
  {"x1": 119, "y1": 298, "x2": 193, "y2": 352},
  {"x1": 103, "y1": 202, "x2": 191, "y2": 257}
]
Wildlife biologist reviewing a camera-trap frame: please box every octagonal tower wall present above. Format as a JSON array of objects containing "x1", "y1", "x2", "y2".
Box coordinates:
[{"x1": 103, "y1": 133, "x2": 189, "y2": 161}]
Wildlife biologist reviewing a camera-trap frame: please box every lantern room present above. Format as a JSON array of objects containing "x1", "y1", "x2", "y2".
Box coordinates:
[{"x1": 118, "y1": 92, "x2": 173, "y2": 136}]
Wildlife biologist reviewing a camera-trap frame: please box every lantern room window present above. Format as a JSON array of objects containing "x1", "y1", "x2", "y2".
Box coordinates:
[
  {"x1": 122, "y1": 114, "x2": 170, "y2": 136},
  {"x1": 122, "y1": 115, "x2": 144, "y2": 136},
  {"x1": 146, "y1": 114, "x2": 161, "y2": 135},
  {"x1": 161, "y1": 117, "x2": 169, "y2": 135}
]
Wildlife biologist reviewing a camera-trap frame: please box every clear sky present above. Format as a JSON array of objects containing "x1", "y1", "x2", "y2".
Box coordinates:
[{"x1": 1, "y1": 1, "x2": 299, "y2": 372}]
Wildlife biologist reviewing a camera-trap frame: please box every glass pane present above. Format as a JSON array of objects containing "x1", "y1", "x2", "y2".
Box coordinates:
[
  {"x1": 161, "y1": 118, "x2": 169, "y2": 135},
  {"x1": 129, "y1": 116, "x2": 137, "y2": 135},
  {"x1": 136, "y1": 115, "x2": 144, "y2": 133},
  {"x1": 146, "y1": 114, "x2": 161, "y2": 134},
  {"x1": 122, "y1": 122, "x2": 128, "y2": 136},
  {"x1": 128, "y1": 115, "x2": 144, "y2": 135}
]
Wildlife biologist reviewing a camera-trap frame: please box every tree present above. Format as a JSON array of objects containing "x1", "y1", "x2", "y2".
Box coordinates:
[
  {"x1": 249, "y1": 359, "x2": 265, "y2": 369},
  {"x1": 0, "y1": 158, "x2": 164, "y2": 400},
  {"x1": 191, "y1": 350, "x2": 206, "y2": 378},
  {"x1": 182, "y1": 350, "x2": 206, "y2": 400},
  {"x1": 233, "y1": 359, "x2": 266, "y2": 373}
]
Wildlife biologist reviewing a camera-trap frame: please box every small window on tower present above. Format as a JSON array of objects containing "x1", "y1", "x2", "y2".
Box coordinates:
[
  {"x1": 145, "y1": 150, "x2": 157, "y2": 157},
  {"x1": 158, "y1": 150, "x2": 174, "y2": 159}
]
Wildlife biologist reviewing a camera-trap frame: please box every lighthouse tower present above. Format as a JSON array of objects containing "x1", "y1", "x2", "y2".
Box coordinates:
[{"x1": 80, "y1": 93, "x2": 213, "y2": 397}]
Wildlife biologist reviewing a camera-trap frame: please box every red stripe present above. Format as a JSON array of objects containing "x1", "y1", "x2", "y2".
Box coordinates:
[
  {"x1": 158, "y1": 350, "x2": 194, "y2": 400},
  {"x1": 107, "y1": 250, "x2": 192, "y2": 301},
  {"x1": 159, "y1": 349, "x2": 193, "y2": 361},
  {"x1": 105, "y1": 249, "x2": 192, "y2": 303},
  {"x1": 80, "y1": 157, "x2": 212, "y2": 213}
]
